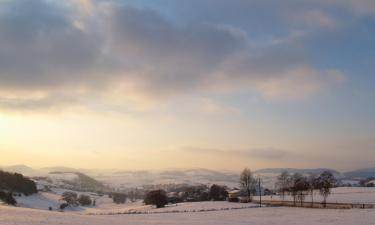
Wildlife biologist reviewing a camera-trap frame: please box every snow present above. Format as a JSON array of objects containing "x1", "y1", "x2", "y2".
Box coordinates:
[
  {"x1": 0, "y1": 204, "x2": 374, "y2": 225},
  {"x1": 87, "y1": 201, "x2": 258, "y2": 215},
  {"x1": 4, "y1": 186, "x2": 375, "y2": 225},
  {"x1": 14, "y1": 187, "x2": 99, "y2": 211},
  {"x1": 12, "y1": 186, "x2": 375, "y2": 214},
  {"x1": 48, "y1": 172, "x2": 79, "y2": 181},
  {"x1": 15, "y1": 192, "x2": 61, "y2": 210}
]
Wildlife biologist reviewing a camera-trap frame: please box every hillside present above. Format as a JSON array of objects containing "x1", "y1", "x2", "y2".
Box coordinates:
[{"x1": 46, "y1": 172, "x2": 105, "y2": 192}]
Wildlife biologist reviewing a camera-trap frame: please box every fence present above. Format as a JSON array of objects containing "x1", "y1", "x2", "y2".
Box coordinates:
[{"x1": 252, "y1": 199, "x2": 375, "y2": 209}]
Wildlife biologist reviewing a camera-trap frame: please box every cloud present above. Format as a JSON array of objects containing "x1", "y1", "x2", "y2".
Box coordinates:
[
  {"x1": 183, "y1": 147, "x2": 290, "y2": 160},
  {"x1": 0, "y1": 0, "x2": 351, "y2": 111},
  {"x1": 255, "y1": 67, "x2": 346, "y2": 101}
]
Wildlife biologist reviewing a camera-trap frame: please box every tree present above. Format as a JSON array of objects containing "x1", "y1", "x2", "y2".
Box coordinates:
[
  {"x1": 77, "y1": 194, "x2": 92, "y2": 206},
  {"x1": 316, "y1": 171, "x2": 337, "y2": 207},
  {"x1": 0, "y1": 191, "x2": 17, "y2": 205},
  {"x1": 209, "y1": 184, "x2": 228, "y2": 201},
  {"x1": 289, "y1": 173, "x2": 309, "y2": 206},
  {"x1": 0, "y1": 171, "x2": 37, "y2": 195},
  {"x1": 294, "y1": 176, "x2": 309, "y2": 206},
  {"x1": 112, "y1": 193, "x2": 127, "y2": 204},
  {"x1": 275, "y1": 171, "x2": 291, "y2": 201},
  {"x1": 307, "y1": 174, "x2": 318, "y2": 206},
  {"x1": 239, "y1": 168, "x2": 256, "y2": 201},
  {"x1": 144, "y1": 190, "x2": 168, "y2": 208},
  {"x1": 61, "y1": 191, "x2": 78, "y2": 206}
]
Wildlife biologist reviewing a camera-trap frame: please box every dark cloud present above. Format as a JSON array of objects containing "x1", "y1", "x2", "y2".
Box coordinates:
[
  {"x1": 0, "y1": 0, "x2": 349, "y2": 110},
  {"x1": 0, "y1": 0, "x2": 103, "y2": 90}
]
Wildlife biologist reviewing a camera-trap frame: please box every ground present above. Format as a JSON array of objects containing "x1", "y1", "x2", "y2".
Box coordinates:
[
  {"x1": 1, "y1": 204, "x2": 374, "y2": 225},
  {"x1": 3, "y1": 187, "x2": 375, "y2": 224}
]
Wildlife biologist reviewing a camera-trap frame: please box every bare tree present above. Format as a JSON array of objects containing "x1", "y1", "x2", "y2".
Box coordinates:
[
  {"x1": 316, "y1": 171, "x2": 337, "y2": 208},
  {"x1": 275, "y1": 171, "x2": 291, "y2": 201},
  {"x1": 294, "y1": 176, "x2": 309, "y2": 207},
  {"x1": 290, "y1": 173, "x2": 308, "y2": 206},
  {"x1": 240, "y1": 168, "x2": 256, "y2": 201},
  {"x1": 307, "y1": 173, "x2": 318, "y2": 207}
]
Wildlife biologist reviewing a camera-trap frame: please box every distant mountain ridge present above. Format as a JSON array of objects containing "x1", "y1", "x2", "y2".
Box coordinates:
[
  {"x1": 2, "y1": 164, "x2": 375, "y2": 188},
  {"x1": 344, "y1": 167, "x2": 375, "y2": 179},
  {"x1": 255, "y1": 168, "x2": 343, "y2": 178},
  {"x1": 0, "y1": 165, "x2": 35, "y2": 174}
]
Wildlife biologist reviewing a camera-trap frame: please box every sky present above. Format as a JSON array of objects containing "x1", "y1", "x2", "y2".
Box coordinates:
[{"x1": 0, "y1": 0, "x2": 374, "y2": 172}]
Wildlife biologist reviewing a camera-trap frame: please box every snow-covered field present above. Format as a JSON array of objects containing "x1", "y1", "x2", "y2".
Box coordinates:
[
  {"x1": 9, "y1": 186, "x2": 375, "y2": 216},
  {"x1": 3, "y1": 186, "x2": 375, "y2": 225},
  {"x1": 1, "y1": 204, "x2": 374, "y2": 225},
  {"x1": 14, "y1": 188, "x2": 98, "y2": 212},
  {"x1": 12, "y1": 188, "x2": 257, "y2": 214},
  {"x1": 263, "y1": 187, "x2": 375, "y2": 204},
  {"x1": 87, "y1": 201, "x2": 258, "y2": 215}
]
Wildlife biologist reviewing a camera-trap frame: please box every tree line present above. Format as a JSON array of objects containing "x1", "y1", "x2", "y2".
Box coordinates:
[
  {"x1": 275, "y1": 170, "x2": 337, "y2": 207},
  {"x1": 0, "y1": 170, "x2": 37, "y2": 195}
]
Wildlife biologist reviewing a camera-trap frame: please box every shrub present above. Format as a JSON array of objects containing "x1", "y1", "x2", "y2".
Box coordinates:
[
  {"x1": 0, "y1": 191, "x2": 17, "y2": 205},
  {"x1": 144, "y1": 190, "x2": 168, "y2": 208},
  {"x1": 78, "y1": 194, "x2": 92, "y2": 206},
  {"x1": 209, "y1": 184, "x2": 228, "y2": 201},
  {"x1": 60, "y1": 203, "x2": 69, "y2": 210},
  {"x1": 167, "y1": 196, "x2": 183, "y2": 204},
  {"x1": 112, "y1": 193, "x2": 127, "y2": 204},
  {"x1": 61, "y1": 192, "x2": 78, "y2": 206},
  {"x1": 228, "y1": 197, "x2": 239, "y2": 202}
]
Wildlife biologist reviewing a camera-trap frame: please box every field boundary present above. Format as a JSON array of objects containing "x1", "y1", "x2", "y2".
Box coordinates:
[
  {"x1": 253, "y1": 200, "x2": 375, "y2": 209},
  {"x1": 87, "y1": 204, "x2": 261, "y2": 216}
]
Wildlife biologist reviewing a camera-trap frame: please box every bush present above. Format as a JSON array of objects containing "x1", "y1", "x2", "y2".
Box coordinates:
[
  {"x1": 112, "y1": 193, "x2": 127, "y2": 204},
  {"x1": 209, "y1": 184, "x2": 228, "y2": 201},
  {"x1": 144, "y1": 190, "x2": 168, "y2": 208},
  {"x1": 228, "y1": 197, "x2": 239, "y2": 202},
  {"x1": 198, "y1": 192, "x2": 209, "y2": 201},
  {"x1": 167, "y1": 196, "x2": 183, "y2": 204},
  {"x1": 0, "y1": 191, "x2": 17, "y2": 205},
  {"x1": 60, "y1": 203, "x2": 69, "y2": 210},
  {"x1": 78, "y1": 194, "x2": 92, "y2": 206},
  {"x1": 61, "y1": 192, "x2": 78, "y2": 206}
]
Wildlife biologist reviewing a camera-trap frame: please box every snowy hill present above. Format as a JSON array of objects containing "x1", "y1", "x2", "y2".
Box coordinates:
[
  {"x1": 38, "y1": 172, "x2": 106, "y2": 192},
  {"x1": 3, "y1": 165, "x2": 372, "y2": 190},
  {"x1": 0, "y1": 165, "x2": 35, "y2": 174},
  {"x1": 344, "y1": 168, "x2": 375, "y2": 179}
]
